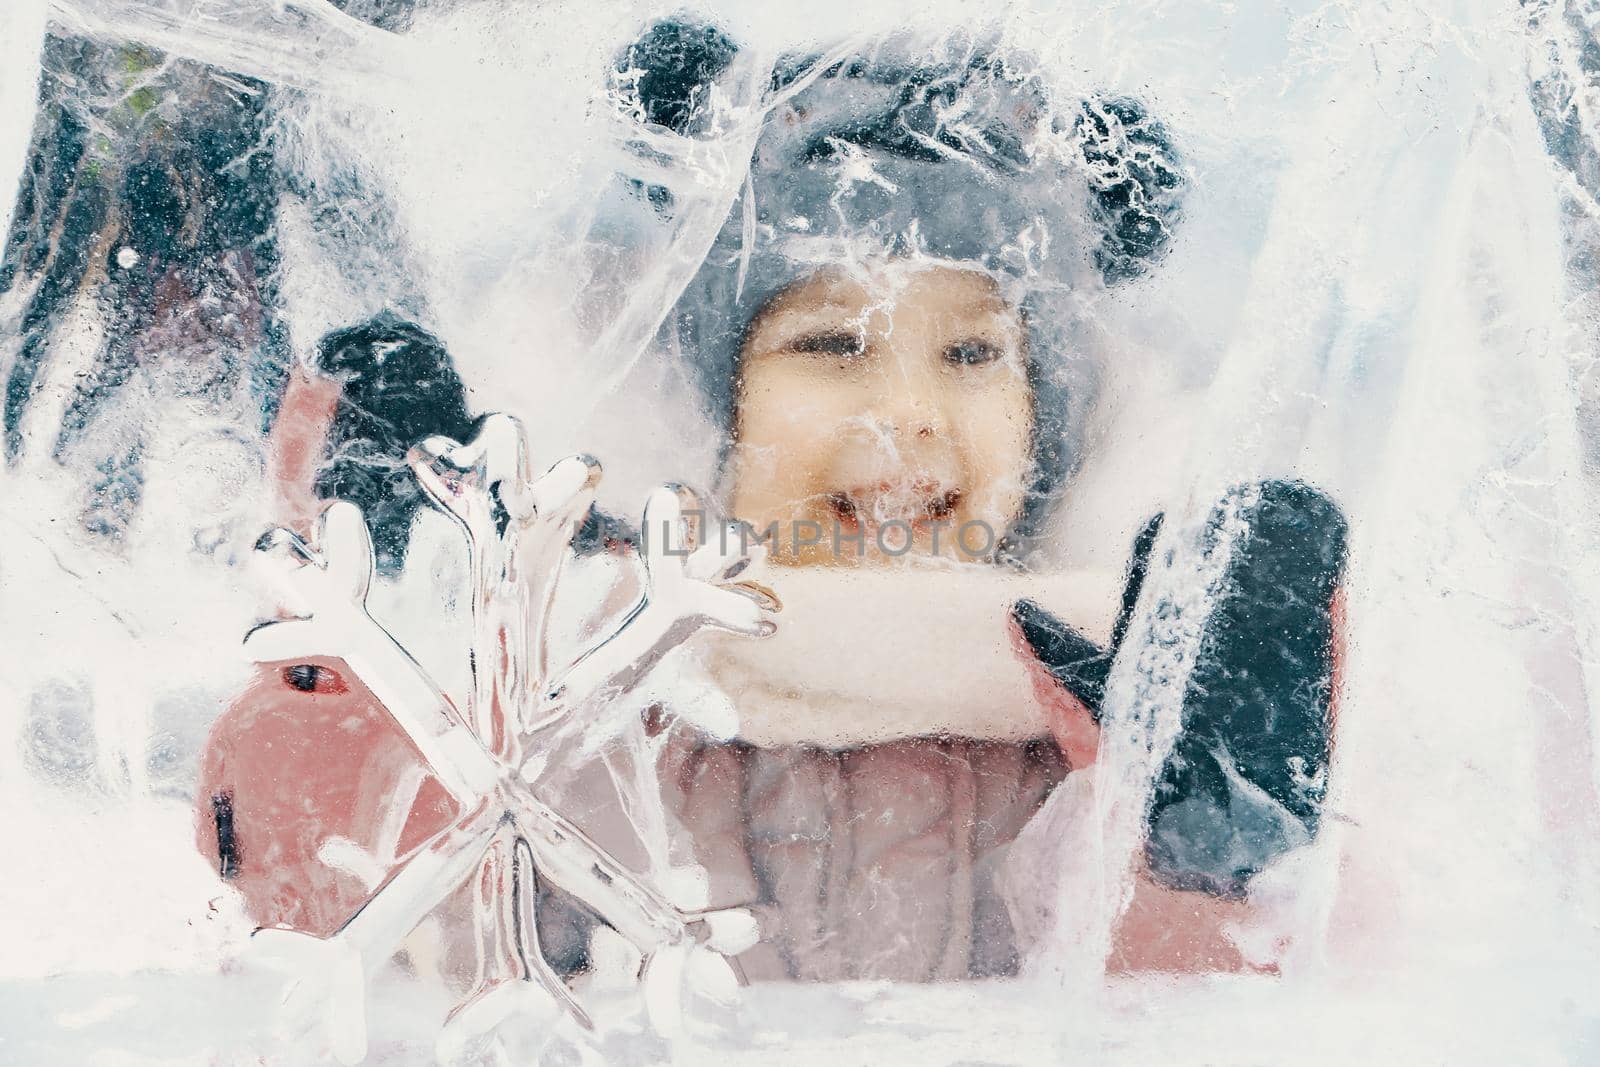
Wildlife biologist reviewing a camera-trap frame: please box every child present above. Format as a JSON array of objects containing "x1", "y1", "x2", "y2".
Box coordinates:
[
  {"x1": 195, "y1": 22, "x2": 1345, "y2": 993},
  {"x1": 626, "y1": 22, "x2": 1346, "y2": 980}
]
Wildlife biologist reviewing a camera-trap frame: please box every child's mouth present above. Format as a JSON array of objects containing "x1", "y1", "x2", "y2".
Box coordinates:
[{"x1": 825, "y1": 483, "x2": 964, "y2": 554}]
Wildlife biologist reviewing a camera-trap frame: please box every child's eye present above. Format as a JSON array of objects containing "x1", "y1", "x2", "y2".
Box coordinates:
[
  {"x1": 944, "y1": 339, "x2": 1004, "y2": 366},
  {"x1": 788, "y1": 330, "x2": 866, "y2": 358}
]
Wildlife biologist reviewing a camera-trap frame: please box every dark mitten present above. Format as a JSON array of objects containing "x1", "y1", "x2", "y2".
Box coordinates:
[
  {"x1": 1013, "y1": 480, "x2": 1348, "y2": 897},
  {"x1": 313, "y1": 314, "x2": 474, "y2": 573},
  {"x1": 1145, "y1": 480, "x2": 1347, "y2": 896}
]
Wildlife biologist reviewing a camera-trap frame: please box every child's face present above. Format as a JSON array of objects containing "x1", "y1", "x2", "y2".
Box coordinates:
[{"x1": 729, "y1": 262, "x2": 1033, "y2": 566}]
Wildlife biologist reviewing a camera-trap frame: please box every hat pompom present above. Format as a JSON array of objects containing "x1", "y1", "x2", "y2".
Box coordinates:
[
  {"x1": 613, "y1": 17, "x2": 740, "y2": 136},
  {"x1": 1076, "y1": 95, "x2": 1186, "y2": 282}
]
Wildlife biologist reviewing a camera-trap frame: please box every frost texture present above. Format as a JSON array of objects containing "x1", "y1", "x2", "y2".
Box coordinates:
[{"x1": 2, "y1": 0, "x2": 1600, "y2": 1064}]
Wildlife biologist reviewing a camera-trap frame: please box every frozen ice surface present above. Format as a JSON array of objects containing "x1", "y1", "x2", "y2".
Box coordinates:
[
  {"x1": 3, "y1": 0, "x2": 1600, "y2": 1063},
  {"x1": 3, "y1": 966, "x2": 1598, "y2": 1064}
]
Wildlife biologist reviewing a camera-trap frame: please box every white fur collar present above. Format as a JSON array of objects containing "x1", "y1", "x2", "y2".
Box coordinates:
[{"x1": 688, "y1": 563, "x2": 1122, "y2": 747}]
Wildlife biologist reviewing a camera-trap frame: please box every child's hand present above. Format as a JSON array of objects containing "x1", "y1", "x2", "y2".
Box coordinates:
[
  {"x1": 1009, "y1": 597, "x2": 1264, "y2": 975},
  {"x1": 1008, "y1": 599, "x2": 1105, "y2": 770}
]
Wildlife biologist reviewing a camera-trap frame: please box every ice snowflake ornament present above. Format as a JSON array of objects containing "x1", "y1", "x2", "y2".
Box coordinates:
[{"x1": 236, "y1": 414, "x2": 773, "y2": 1063}]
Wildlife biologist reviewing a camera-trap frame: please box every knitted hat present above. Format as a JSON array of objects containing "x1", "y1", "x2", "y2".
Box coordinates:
[{"x1": 616, "y1": 20, "x2": 1185, "y2": 548}]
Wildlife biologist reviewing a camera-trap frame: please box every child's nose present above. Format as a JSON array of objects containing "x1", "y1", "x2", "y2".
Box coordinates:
[
  {"x1": 873, "y1": 391, "x2": 947, "y2": 441},
  {"x1": 875, "y1": 360, "x2": 951, "y2": 440}
]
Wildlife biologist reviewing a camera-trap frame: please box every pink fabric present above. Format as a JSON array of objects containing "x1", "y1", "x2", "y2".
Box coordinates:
[
  {"x1": 194, "y1": 653, "x2": 1275, "y2": 980},
  {"x1": 659, "y1": 727, "x2": 1065, "y2": 981},
  {"x1": 194, "y1": 658, "x2": 456, "y2": 937}
]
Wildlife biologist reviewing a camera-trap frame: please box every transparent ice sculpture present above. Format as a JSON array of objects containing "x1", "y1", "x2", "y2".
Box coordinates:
[{"x1": 237, "y1": 413, "x2": 773, "y2": 1063}]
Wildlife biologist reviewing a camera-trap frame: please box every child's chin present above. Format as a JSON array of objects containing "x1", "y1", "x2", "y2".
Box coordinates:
[
  {"x1": 753, "y1": 507, "x2": 1008, "y2": 567},
  {"x1": 784, "y1": 539, "x2": 984, "y2": 569}
]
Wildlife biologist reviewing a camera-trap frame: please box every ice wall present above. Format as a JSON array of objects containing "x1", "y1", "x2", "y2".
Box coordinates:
[
  {"x1": 1022, "y1": 0, "x2": 1600, "y2": 994},
  {"x1": 1, "y1": 0, "x2": 1598, "y2": 1062},
  {"x1": 0, "y1": 0, "x2": 49, "y2": 267}
]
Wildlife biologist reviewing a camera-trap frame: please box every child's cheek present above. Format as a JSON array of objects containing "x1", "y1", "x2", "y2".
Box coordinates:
[
  {"x1": 956, "y1": 388, "x2": 1033, "y2": 522},
  {"x1": 745, "y1": 372, "x2": 854, "y2": 486}
]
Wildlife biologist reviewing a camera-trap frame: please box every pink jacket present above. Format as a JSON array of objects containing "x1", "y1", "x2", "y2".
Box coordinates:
[{"x1": 659, "y1": 727, "x2": 1065, "y2": 981}]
